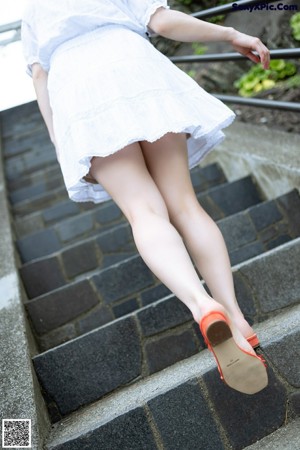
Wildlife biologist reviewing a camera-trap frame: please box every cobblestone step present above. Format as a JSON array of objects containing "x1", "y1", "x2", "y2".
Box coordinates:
[
  {"x1": 0, "y1": 102, "x2": 45, "y2": 144},
  {"x1": 1, "y1": 103, "x2": 59, "y2": 184},
  {"x1": 5, "y1": 139, "x2": 57, "y2": 182},
  {"x1": 16, "y1": 175, "x2": 262, "y2": 262},
  {"x1": 19, "y1": 189, "x2": 300, "y2": 301},
  {"x1": 13, "y1": 200, "x2": 95, "y2": 237},
  {"x1": 6, "y1": 164, "x2": 62, "y2": 192},
  {"x1": 1, "y1": 102, "x2": 58, "y2": 186},
  {"x1": 12, "y1": 164, "x2": 226, "y2": 224},
  {"x1": 29, "y1": 238, "x2": 300, "y2": 415},
  {"x1": 43, "y1": 304, "x2": 300, "y2": 449},
  {"x1": 12, "y1": 185, "x2": 69, "y2": 215},
  {"x1": 9, "y1": 172, "x2": 64, "y2": 205},
  {"x1": 9, "y1": 160, "x2": 225, "y2": 210},
  {"x1": 3, "y1": 126, "x2": 51, "y2": 161}
]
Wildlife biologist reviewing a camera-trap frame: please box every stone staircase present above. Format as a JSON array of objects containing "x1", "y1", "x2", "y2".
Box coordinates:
[{"x1": 0, "y1": 101, "x2": 299, "y2": 450}]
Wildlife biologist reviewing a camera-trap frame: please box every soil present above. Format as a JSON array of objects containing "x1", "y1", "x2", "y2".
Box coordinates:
[{"x1": 230, "y1": 87, "x2": 300, "y2": 134}]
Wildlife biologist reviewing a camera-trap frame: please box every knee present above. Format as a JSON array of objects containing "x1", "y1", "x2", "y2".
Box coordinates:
[
  {"x1": 126, "y1": 197, "x2": 170, "y2": 227},
  {"x1": 168, "y1": 196, "x2": 209, "y2": 229}
]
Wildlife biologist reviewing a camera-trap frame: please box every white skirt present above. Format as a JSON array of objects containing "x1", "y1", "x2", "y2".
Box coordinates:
[{"x1": 48, "y1": 25, "x2": 235, "y2": 203}]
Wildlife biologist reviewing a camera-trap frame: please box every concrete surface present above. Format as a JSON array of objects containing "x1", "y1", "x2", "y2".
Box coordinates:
[
  {"x1": 244, "y1": 418, "x2": 300, "y2": 449},
  {"x1": 0, "y1": 133, "x2": 50, "y2": 448},
  {"x1": 203, "y1": 121, "x2": 300, "y2": 199}
]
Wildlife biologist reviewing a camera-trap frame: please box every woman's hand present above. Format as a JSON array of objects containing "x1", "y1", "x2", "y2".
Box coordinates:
[
  {"x1": 229, "y1": 29, "x2": 270, "y2": 69},
  {"x1": 149, "y1": 9, "x2": 270, "y2": 70}
]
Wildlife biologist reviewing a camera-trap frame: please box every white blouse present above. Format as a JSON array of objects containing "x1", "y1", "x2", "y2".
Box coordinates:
[{"x1": 21, "y1": 0, "x2": 169, "y2": 76}]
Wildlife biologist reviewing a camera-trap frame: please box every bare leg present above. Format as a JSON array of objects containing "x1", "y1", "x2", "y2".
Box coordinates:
[
  {"x1": 89, "y1": 142, "x2": 238, "y2": 328},
  {"x1": 140, "y1": 132, "x2": 255, "y2": 340}
]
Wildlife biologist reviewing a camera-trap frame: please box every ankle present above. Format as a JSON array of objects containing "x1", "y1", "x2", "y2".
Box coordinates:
[{"x1": 192, "y1": 297, "x2": 227, "y2": 324}]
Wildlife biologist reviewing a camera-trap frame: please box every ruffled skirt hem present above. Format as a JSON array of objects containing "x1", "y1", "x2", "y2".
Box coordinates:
[{"x1": 68, "y1": 115, "x2": 234, "y2": 204}]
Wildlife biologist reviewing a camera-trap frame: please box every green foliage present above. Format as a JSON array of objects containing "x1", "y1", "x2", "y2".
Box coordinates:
[
  {"x1": 187, "y1": 69, "x2": 197, "y2": 79},
  {"x1": 290, "y1": 12, "x2": 300, "y2": 41},
  {"x1": 234, "y1": 60, "x2": 297, "y2": 97},
  {"x1": 207, "y1": 0, "x2": 231, "y2": 24},
  {"x1": 207, "y1": 14, "x2": 225, "y2": 24},
  {"x1": 283, "y1": 74, "x2": 300, "y2": 88},
  {"x1": 191, "y1": 42, "x2": 207, "y2": 55}
]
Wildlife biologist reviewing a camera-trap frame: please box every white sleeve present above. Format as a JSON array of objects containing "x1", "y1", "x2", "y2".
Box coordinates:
[
  {"x1": 128, "y1": 0, "x2": 170, "y2": 37},
  {"x1": 21, "y1": 20, "x2": 40, "y2": 77}
]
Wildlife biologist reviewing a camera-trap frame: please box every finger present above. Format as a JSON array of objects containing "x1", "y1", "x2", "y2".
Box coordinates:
[
  {"x1": 253, "y1": 40, "x2": 270, "y2": 69},
  {"x1": 257, "y1": 48, "x2": 270, "y2": 69},
  {"x1": 262, "y1": 46, "x2": 270, "y2": 69},
  {"x1": 246, "y1": 51, "x2": 261, "y2": 65}
]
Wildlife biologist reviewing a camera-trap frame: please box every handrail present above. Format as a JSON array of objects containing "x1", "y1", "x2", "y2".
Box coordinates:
[
  {"x1": 171, "y1": 46, "x2": 300, "y2": 111},
  {"x1": 0, "y1": 20, "x2": 21, "y2": 34},
  {"x1": 215, "y1": 95, "x2": 300, "y2": 111},
  {"x1": 170, "y1": 48, "x2": 300, "y2": 64},
  {"x1": 0, "y1": 21, "x2": 21, "y2": 47}
]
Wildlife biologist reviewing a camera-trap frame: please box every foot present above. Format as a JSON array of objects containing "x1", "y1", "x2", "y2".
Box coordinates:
[
  {"x1": 229, "y1": 310, "x2": 256, "y2": 342},
  {"x1": 192, "y1": 296, "x2": 256, "y2": 354},
  {"x1": 199, "y1": 308, "x2": 255, "y2": 356},
  {"x1": 226, "y1": 316, "x2": 255, "y2": 354}
]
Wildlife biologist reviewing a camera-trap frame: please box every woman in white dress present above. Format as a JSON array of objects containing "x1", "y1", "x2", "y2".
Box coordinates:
[{"x1": 22, "y1": 0, "x2": 270, "y2": 394}]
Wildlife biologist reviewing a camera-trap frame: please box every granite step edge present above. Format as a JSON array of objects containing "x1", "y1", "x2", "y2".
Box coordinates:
[{"x1": 244, "y1": 418, "x2": 300, "y2": 450}]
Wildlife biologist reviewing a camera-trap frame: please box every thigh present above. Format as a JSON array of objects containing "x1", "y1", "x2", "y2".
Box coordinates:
[
  {"x1": 89, "y1": 142, "x2": 169, "y2": 223},
  {"x1": 140, "y1": 132, "x2": 200, "y2": 219}
]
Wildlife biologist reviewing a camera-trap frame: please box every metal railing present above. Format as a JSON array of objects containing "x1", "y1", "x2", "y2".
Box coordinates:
[
  {"x1": 171, "y1": 49, "x2": 300, "y2": 112},
  {"x1": 178, "y1": 0, "x2": 300, "y2": 112},
  {"x1": 0, "y1": 0, "x2": 299, "y2": 111},
  {"x1": 0, "y1": 21, "x2": 21, "y2": 46}
]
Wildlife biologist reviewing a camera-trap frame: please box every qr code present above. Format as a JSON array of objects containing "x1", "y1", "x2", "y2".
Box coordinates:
[{"x1": 2, "y1": 419, "x2": 31, "y2": 448}]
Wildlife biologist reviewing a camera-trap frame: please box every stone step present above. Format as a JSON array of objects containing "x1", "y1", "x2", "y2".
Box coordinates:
[
  {"x1": 13, "y1": 200, "x2": 95, "y2": 237},
  {"x1": 19, "y1": 189, "x2": 300, "y2": 301},
  {"x1": 244, "y1": 418, "x2": 300, "y2": 450},
  {"x1": 16, "y1": 175, "x2": 262, "y2": 262},
  {"x1": 20, "y1": 222, "x2": 136, "y2": 299},
  {"x1": 6, "y1": 163, "x2": 62, "y2": 192},
  {"x1": 42, "y1": 304, "x2": 300, "y2": 449},
  {"x1": 13, "y1": 164, "x2": 226, "y2": 223},
  {"x1": 5, "y1": 139, "x2": 57, "y2": 182},
  {"x1": 8, "y1": 161, "x2": 224, "y2": 210},
  {"x1": 8, "y1": 172, "x2": 64, "y2": 205},
  {"x1": 12, "y1": 185, "x2": 69, "y2": 215},
  {"x1": 0, "y1": 103, "x2": 59, "y2": 183},
  {"x1": 0, "y1": 101, "x2": 44, "y2": 142},
  {"x1": 29, "y1": 238, "x2": 300, "y2": 415},
  {"x1": 3, "y1": 126, "x2": 52, "y2": 161}
]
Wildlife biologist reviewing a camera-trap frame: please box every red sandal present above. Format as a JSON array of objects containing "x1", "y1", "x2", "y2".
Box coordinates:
[
  {"x1": 247, "y1": 333, "x2": 260, "y2": 349},
  {"x1": 199, "y1": 311, "x2": 268, "y2": 394}
]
